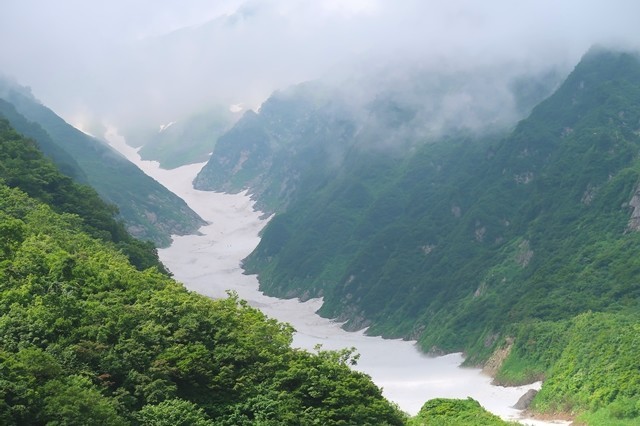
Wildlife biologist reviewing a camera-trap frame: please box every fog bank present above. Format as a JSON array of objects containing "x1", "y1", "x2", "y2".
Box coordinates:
[{"x1": 2, "y1": 1, "x2": 639, "y2": 132}]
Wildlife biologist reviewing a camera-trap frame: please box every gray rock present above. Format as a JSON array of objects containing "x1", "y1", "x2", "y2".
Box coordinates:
[{"x1": 513, "y1": 389, "x2": 538, "y2": 410}]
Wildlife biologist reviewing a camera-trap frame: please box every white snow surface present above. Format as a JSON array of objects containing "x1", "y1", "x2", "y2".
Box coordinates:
[{"x1": 159, "y1": 121, "x2": 176, "y2": 132}]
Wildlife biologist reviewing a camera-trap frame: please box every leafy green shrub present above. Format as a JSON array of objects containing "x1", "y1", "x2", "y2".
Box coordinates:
[
  {"x1": 0, "y1": 183, "x2": 405, "y2": 425},
  {"x1": 408, "y1": 398, "x2": 515, "y2": 425}
]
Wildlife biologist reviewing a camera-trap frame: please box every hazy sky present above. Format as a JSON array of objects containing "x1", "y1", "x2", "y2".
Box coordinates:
[{"x1": 2, "y1": 0, "x2": 640, "y2": 128}]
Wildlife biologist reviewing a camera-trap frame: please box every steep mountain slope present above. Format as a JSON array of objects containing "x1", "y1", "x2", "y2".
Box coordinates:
[
  {"x1": 246, "y1": 48, "x2": 640, "y2": 340},
  {"x1": 194, "y1": 70, "x2": 559, "y2": 213},
  {"x1": 0, "y1": 118, "x2": 165, "y2": 272},
  {"x1": 194, "y1": 82, "x2": 357, "y2": 212},
  {"x1": 132, "y1": 106, "x2": 237, "y2": 169},
  {"x1": 0, "y1": 78, "x2": 205, "y2": 246},
  {"x1": 0, "y1": 99, "x2": 87, "y2": 182},
  {"x1": 0, "y1": 119, "x2": 405, "y2": 425},
  {"x1": 202, "y1": 48, "x2": 640, "y2": 422}
]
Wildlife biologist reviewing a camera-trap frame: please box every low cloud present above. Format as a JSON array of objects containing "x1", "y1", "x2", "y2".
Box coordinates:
[{"x1": 1, "y1": 0, "x2": 639, "y2": 131}]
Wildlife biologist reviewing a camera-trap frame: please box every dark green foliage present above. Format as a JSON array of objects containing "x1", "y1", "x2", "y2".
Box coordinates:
[
  {"x1": 498, "y1": 311, "x2": 640, "y2": 424},
  {"x1": 42, "y1": 375, "x2": 127, "y2": 425},
  {"x1": 136, "y1": 399, "x2": 214, "y2": 425},
  {"x1": 0, "y1": 78, "x2": 205, "y2": 245},
  {"x1": 407, "y1": 398, "x2": 515, "y2": 425},
  {"x1": 0, "y1": 184, "x2": 405, "y2": 425},
  {"x1": 493, "y1": 320, "x2": 570, "y2": 386},
  {"x1": 531, "y1": 312, "x2": 640, "y2": 415},
  {"x1": 0, "y1": 119, "x2": 165, "y2": 272}
]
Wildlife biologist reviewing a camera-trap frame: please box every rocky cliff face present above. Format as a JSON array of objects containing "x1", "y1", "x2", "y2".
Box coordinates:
[{"x1": 627, "y1": 185, "x2": 640, "y2": 231}]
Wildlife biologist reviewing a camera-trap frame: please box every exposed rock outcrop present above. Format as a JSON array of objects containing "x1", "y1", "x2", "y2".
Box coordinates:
[
  {"x1": 627, "y1": 184, "x2": 640, "y2": 231},
  {"x1": 483, "y1": 337, "x2": 514, "y2": 378},
  {"x1": 513, "y1": 389, "x2": 538, "y2": 410}
]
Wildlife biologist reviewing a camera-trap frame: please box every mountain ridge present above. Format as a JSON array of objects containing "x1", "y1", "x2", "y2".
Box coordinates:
[
  {"x1": 0, "y1": 77, "x2": 206, "y2": 245},
  {"x1": 195, "y1": 47, "x2": 640, "y2": 422}
]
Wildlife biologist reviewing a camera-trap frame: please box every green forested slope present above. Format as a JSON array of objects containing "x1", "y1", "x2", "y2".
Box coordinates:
[
  {"x1": 527, "y1": 312, "x2": 640, "y2": 421},
  {"x1": 0, "y1": 125, "x2": 405, "y2": 424},
  {"x1": 194, "y1": 82, "x2": 356, "y2": 212},
  {"x1": 0, "y1": 117, "x2": 506, "y2": 425},
  {"x1": 130, "y1": 106, "x2": 235, "y2": 169},
  {"x1": 0, "y1": 78, "x2": 205, "y2": 246},
  {"x1": 408, "y1": 398, "x2": 517, "y2": 426},
  {"x1": 239, "y1": 49, "x2": 640, "y2": 422},
  {"x1": 0, "y1": 119, "x2": 164, "y2": 272},
  {"x1": 0, "y1": 99, "x2": 87, "y2": 182},
  {"x1": 247, "y1": 48, "x2": 640, "y2": 340},
  {"x1": 194, "y1": 68, "x2": 560, "y2": 214}
]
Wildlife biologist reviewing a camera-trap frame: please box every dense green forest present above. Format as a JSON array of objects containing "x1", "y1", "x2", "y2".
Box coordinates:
[
  {"x1": 0, "y1": 120, "x2": 408, "y2": 424},
  {"x1": 407, "y1": 398, "x2": 517, "y2": 426},
  {"x1": 198, "y1": 48, "x2": 640, "y2": 423},
  {"x1": 0, "y1": 78, "x2": 205, "y2": 246}
]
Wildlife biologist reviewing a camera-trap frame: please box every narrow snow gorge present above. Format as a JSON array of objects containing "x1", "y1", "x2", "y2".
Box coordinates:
[{"x1": 106, "y1": 128, "x2": 568, "y2": 425}]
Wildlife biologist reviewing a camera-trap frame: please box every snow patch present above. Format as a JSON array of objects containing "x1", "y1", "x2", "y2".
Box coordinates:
[{"x1": 159, "y1": 121, "x2": 176, "y2": 132}]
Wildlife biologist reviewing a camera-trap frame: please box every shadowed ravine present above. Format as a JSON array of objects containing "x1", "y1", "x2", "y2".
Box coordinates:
[{"x1": 105, "y1": 127, "x2": 568, "y2": 425}]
